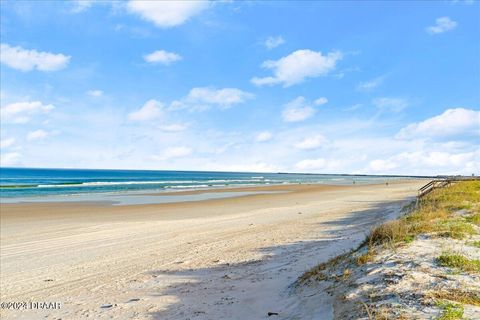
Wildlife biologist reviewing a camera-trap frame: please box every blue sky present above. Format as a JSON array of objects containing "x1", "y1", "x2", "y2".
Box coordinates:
[{"x1": 1, "y1": 0, "x2": 479, "y2": 175}]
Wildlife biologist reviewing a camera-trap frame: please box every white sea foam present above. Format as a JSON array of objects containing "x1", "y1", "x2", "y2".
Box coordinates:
[{"x1": 35, "y1": 179, "x2": 267, "y2": 188}]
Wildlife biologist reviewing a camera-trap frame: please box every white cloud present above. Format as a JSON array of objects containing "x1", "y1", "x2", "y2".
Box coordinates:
[
  {"x1": 144, "y1": 50, "x2": 182, "y2": 65},
  {"x1": 293, "y1": 156, "x2": 353, "y2": 173},
  {"x1": 27, "y1": 129, "x2": 48, "y2": 141},
  {"x1": 251, "y1": 49, "x2": 342, "y2": 87},
  {"x1": 128, "y1": 99, "x2": 163, "y2": 121},
  {"x1": 295, "y1": 134, "x2": 328, "y2": 150},
  {"x1": 282, "y1": 96, "x2": 316, "y2": 122},
  {"x1": 0, "y1": 138, "x2": 15, "y2": 149},
  {"x1": 264, "y1": 36, "x2": 285, "y2": 49},
  {"x1": 255, "y1": 131, "x2": 273, "y2": 142},
  {"x1": 187, "y1": 87, "x2": 252, "y2": 107},
  {"x1": 356, "y1": 76, "x2": 384, "y2": 92},
  {"x1": 367, "y1": 159, "x2": 397, "y2": 172},
  {"x1": 366, "y1": 150, "x2": 479, "y2": 175},
  {"x1": 452, "y1": 0, "x2": 475, "y2": 4},
  {"x1": 426, "y1": 17, "x2": 457, "y2": 34},
  {"x1": 159, "y1": 123, "x2": 188, "y2": 132},
  {"x1": 373, "y1": 97, "x2": 408, "y2": 113},
  {"x1": 1, "y1": 101, "x2": 55, "y2": 115},
  {"x1": 71, "y1": 0, "x2": 95, "y2": 13},
  {"x1": 153, "y1": 146, "x2": 192, "y2": 161},
  {"x1": 295, "y1": 158, "x2": 326, "y2": 171},
  {"x1": 1, "y1": 101, "x2": 55, "y2": 124},
  {"x1": 0, "y1": 43, "x2": 70, "y2": 72},
  {"x1": 87, "y1": 89, "x2": 103, "y2": 97},
  {"x1": 173, "y1": 87, "x2": 254, "y2": 110},
  {"x1": 397, "y1": 108, "x2": 480, "y2": 139},
  {"x1": 0, "y1": 152, "x2": 21, "y2": 166},
  {"x1": 344, "y1": 103, "x2": 362, "y2": 111},
  {"x1": 127, "y1": 0, "x2": 210, "y2": 28},
  {"x1": 209, "y1": 162, "x2": 280, "y2": 173},
  {"x1": 314, "y1": 97, "x2": 328, "y2": 106}
]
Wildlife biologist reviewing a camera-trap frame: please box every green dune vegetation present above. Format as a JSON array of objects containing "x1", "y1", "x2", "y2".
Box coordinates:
[{"x1": 299, "y1": 180, "x2": 480, "y2": 319}]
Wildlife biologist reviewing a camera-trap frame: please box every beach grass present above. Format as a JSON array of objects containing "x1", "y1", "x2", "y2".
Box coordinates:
[
  {"x1": 300, "y1": 180, "x2": 480, "y2": 319},
  {"x1": 469, "y1": 241, "x2": 480, "y2": 248},
  {"x1": 466, "y1": 213, "x2": 480, "y2": 226},
  {"x1": 436, "y1": 252, "x2": 480, "y2": 274},
  {"x1": 367, "y1": 181, "x2": 480, "y2": 248},
  {"x1": 302, "y1": 181, "x2": 480, "y2": 280},
  {"x1": 436, "y1": 301, "x2": 464, "y2": 320}
]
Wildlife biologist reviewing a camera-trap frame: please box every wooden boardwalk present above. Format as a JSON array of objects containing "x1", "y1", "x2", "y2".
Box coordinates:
[{"x1": 418, "y1": 176, "x2": 480, "y2": 198}]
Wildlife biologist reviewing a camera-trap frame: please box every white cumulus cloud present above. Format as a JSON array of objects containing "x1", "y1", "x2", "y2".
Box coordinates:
[
  {"x1": 426, "y1": 17, "x2": 457, "y2": 34},
  {"x1": 264, "y1": 36, "x2": 285, "y2": 49},
  {"x1": 153, "y1": 146, "x2": 192, "y2": 161},
  {"x1": 87, "y1": 89, "x2": 104, "y2": 97},
  {"x1": 71, "y1": 0, "x2": 96, "y2": 13},
  {"x1": 295, "y1": 158, "x2": 327, "y2": 171},
  {"x1": 144, "y1": 50, "x2": 182, "y2": 65},
  {"x1": 295, "y1": 134, "x2": 328, "y2": 150},
  {"x1": 127, "y1": 0, "x2": 210, "y2": 28},
  {"x1": 367, "y1": 159, "x2": 398, "y2": 172},
  {"x1": 0, "y1": 152, "x2": 21, "y2": 166},
  {"x1": 282, "y1": 96, "x2": 316, "y2": 122},
  {"x1": 366, "y1": 150, "x2": 479, "y2": 175},
  {"x1": 128, "y1": 99, "x2": 163, "y2": 121},
  {"x1": 1, "y1": 101, "x2": 55, "y2": 124},
  {"x1": 172, "y1": 87, "x2": 254, "y2": 110},
  {"x1": 396, "y1": 108, "x2": 480, "y2": 139},
  {"x1": 314, "y1": 97, "x2": 328, "y2": 106},
  {"x1": 27, "y1": 129, "x2": 48, "y2": 141},
  {"x1": 0, "y1": 137, "x2": 15, "y2": 149},
  {"x1": 0, "y1": 43, "x2": 70, "y2": 72},
  {"x1": 255, "y1": 131, "x2": 273, "y2": 142},
  {"x1": 209, "y1": 162, "x2": 280, "y2": 173},
  {"x1": 251, "y1": 49, "x2": 342, "y2": 87}
]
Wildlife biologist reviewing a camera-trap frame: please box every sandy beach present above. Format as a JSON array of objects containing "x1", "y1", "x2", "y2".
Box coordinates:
[{"x1": 0, "y1": 181, "x2": 425, "y2": 319}]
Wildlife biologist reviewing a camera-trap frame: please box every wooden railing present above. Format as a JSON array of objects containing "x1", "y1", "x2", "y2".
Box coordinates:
[{"x1": 418, "y1": 177, "x2": 480, "y2": 198}]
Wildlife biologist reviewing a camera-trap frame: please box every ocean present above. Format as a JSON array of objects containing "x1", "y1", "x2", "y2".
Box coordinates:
[{"x1": 0, "y1": 167, "x2": 418, "y2": 203}]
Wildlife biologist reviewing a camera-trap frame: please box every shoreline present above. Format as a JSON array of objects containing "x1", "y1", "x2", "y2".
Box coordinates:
[
  {"x1": 0, "y1": 180, "x2": 424, "y2": 319},
  {"x1": 0, "y1": 179, "x2": 424, "y2": 207}
]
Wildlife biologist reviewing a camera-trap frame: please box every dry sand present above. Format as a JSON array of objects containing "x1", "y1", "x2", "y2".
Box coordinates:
[{"x1": 0, "y1": 181, "x2": 424, "y2": 319}]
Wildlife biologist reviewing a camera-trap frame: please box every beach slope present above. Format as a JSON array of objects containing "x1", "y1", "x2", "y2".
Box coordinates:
[{"x1": 0, "y1": 181, "x2": 423, "y2": 319}]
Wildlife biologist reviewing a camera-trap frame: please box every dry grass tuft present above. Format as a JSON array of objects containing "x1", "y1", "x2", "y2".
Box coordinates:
[
  {"x1": 361, "y1": 303, "x2": 409, "y2": 320},
  {"x1": 368, "y1": 220, "x2": 409, "y2": 247},
  {"x1": 427, "y1": 288, "x2": 480, "y2": 307},
  {"x1": 299, "y1": 251, "x2": 353, "y2": 283},
  {"x1": 356, "y1": 248, "x2": 376, "y2": 265}
]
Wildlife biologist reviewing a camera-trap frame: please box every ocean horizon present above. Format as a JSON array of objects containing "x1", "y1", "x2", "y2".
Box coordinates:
[{"x1": 0, "y1": 167, "x2": 428, "y2": 199}]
